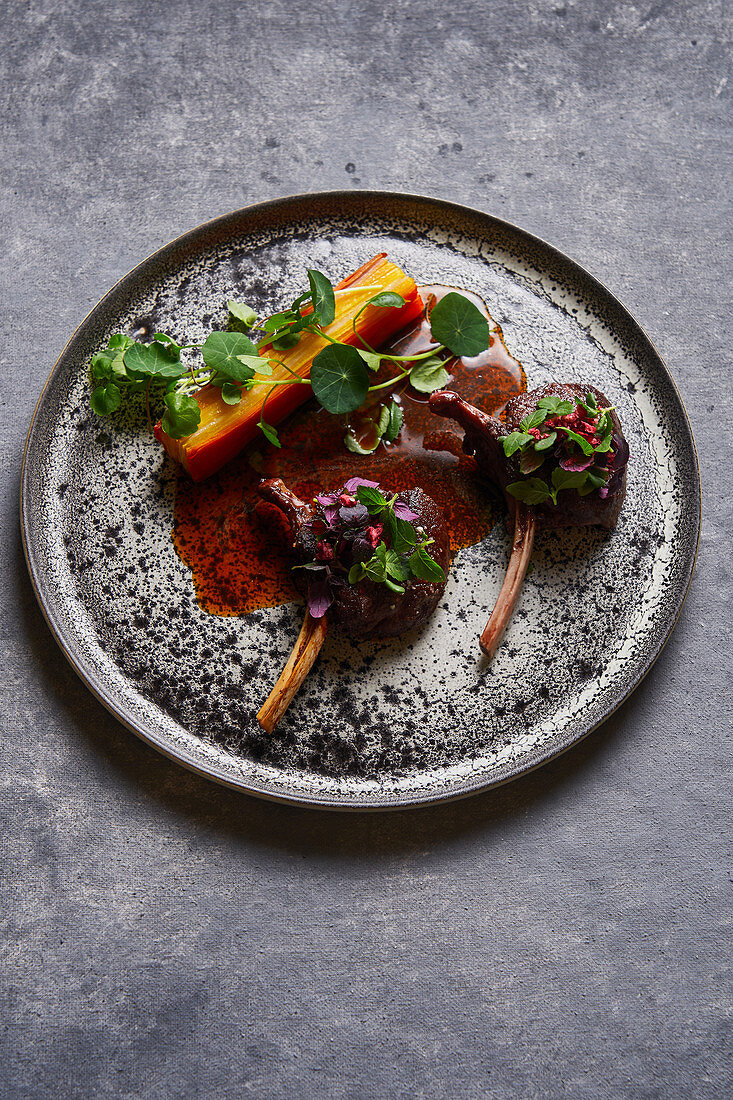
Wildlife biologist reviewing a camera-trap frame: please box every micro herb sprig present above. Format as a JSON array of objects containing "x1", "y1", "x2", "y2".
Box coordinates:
[
  {"x1": 89, "y1": 271, "x2": 492, "y2": 450},
  {"x1": 502, "y1": 391, "x2": 618, "y2": 505},
  {"x1": 294, "y1": 478, "x2": 446, "y2": 618}
]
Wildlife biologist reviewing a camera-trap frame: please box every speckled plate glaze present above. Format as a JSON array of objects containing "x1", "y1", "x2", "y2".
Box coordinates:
[{"x1": 21, "y1": 192, "x2": 700, "y2": 809}]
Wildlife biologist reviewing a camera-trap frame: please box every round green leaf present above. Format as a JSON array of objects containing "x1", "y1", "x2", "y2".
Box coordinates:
[
  {"x1": 201, "y1": 332, "x2": 258, "y2": 381},
  {"x1": 161, "y1": 391, "x2": 201, "y2": 439},
  {"x1": 90, "y1": 382, "x2": 121, "y2": 416},
  {"x1": 220, "y1": 382, "x2": 243, "y2": 405},
  {"x1": 310, "y1": 344, "x2": 369, "y2": 414},
  {"x1": 124, "y1": 340, "x2": 186, "y2": 380},
  {"x1": 429, "y1": 292, "x2": 492, "y2": 356}
]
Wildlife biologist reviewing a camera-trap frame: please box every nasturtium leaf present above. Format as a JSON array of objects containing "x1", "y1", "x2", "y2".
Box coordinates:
[
  {"x1": 161, "y1": 391, "x2": 201, "y2": 439},
  {"x1": 356, "y1": 349, "x2": 383, "y2": 372},
  {"x1": 506, "y1": 478, "x2": 552, "y2": 505},
  {"x1": 367, "y1": 291, "x2": 405, "y2": 309},
  {"x1": 90, "y1": 382, "x2": 121, "y2": 416},
  {"x1": 220, "y1": 382, "x2": 243, "y2": 405},
  {"x1": 201, "y1": 332, "x2": 258, "y2": 382},
  {"x1": 124, "y1": 340, "x2": 186, "y2": 380},
  {"x1": 502, "y1": 431, "x2": 532, "y2": 457},
  {"x1": 408, "y1": 544, "x2": 446, "y2": 584},
  {"x1": 152, "y1": 333, "x2": 182, "y2": 355},
  {"x1": 310, "y1": 344, "x2": 368, "y2": 414},
  {"x1": 91, "y1": 352, "x2": 115, "y2": 381},
  {"x1": 236, "y1": 353, "x2": 273, "y2": 376},
  {"x1": 429, "y1": 292, "x2": 492, "y2": 356},
  {"x1": 382, "y1": 400, "x2": 403, "y2": 443},
  {"x1": 409, "y1": 355, "x2": 451, "y2": 394},
  {"x1": 227, "y1": 300, "x2": 258, "y2": 327},
  {"x1": 258, "y1": 420, "x2": 281, "y2": 449},
  {"x1": 272, "y1": 331, "x2": 301, "y2": 350},
  {"x1": 307, "y1": 269, "x2": 336, "y2": 327},
  {"x1": 92, "y1": 335, "x2": 134, "y2": 382}
]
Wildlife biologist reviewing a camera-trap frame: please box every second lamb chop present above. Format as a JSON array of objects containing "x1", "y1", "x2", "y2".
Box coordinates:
[{"x1": 429, "y1": 382, "x2": 629, "y2": 657}]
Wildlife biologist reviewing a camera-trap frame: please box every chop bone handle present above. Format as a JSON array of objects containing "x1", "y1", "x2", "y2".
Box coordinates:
[
  {"x1": 428, "y1": 391, "x2": 537, "y2": 656},
  {"x1": 480, "y1": 503, "x2": 536, "y2": 658},
  {"x1": 257, "y1": 612, "x2": 329, "y2": 733},
  {"x1": 256, "y1": 478, "x2": 328, "y2": 731}
]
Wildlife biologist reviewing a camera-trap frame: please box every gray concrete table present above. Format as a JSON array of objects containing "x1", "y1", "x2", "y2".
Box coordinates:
[{"x1": 2, "y1": 1, "x2": 730, "y2": 1097}]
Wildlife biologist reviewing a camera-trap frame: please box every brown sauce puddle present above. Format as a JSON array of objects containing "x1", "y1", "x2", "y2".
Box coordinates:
[{"x1": 172, "y1": 286, "x2": 526, "y2": 616}]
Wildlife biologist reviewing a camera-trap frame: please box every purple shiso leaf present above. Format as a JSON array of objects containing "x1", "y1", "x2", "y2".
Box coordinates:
[
  {"x1": 351, "y1": 536, "x2": 374, "y2": 563},
  {"x1": 344, "y1": 476, "x2": 380, "y2": 493},
  {"x1": 560, "y1": 453, "x2": 595, "y2": 473},
  {"x1": 393, "y1": 500, "x2": 418, "y2": 522},
  {"x1": 339, "y1": 503, "x2": 369, "y2": 526},
  {"x1": 316, "y1": 492, "x2": 340, "y2": 525},
  {"x1": 307, "y1": 576, "x2": 333, "y2": 618}
]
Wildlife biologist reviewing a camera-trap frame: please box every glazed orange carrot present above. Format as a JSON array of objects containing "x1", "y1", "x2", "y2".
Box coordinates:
[{"x1": 155, "y1": 254, "x2": 424, "y2": 481}]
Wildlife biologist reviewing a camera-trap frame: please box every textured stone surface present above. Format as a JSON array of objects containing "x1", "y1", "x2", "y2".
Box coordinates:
[{"x1": 1, "y1": 1, "x2": 730, "y2": 1097}]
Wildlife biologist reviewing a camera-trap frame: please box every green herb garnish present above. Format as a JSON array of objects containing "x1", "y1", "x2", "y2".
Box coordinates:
[
  {"x1": 502, "y1": 392, "x2": 617, "y2": 505},
  {"x1": 89, "y1": 269, "x2": 493, "y2": 450}
]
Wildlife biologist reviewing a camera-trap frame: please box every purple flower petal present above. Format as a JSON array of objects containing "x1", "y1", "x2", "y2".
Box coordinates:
[
  {"x1": 343, "y1": 476, "x2": 380, "y2": 493},
  {"x1": 307, "y1": 576, "x2": 333, "y2": 618},
  {"x1": 393, "y1": 500, "x2": 418, "y2": 522}
]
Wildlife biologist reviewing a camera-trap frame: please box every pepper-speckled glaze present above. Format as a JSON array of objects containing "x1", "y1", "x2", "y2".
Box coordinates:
[{"x1": 21, "y1": 193, "x2": 700, "y2": 808}]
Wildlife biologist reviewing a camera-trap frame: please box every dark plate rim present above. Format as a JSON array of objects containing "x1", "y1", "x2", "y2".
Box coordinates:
[{"x1": 20, "y1": 190, "x2": 701, "y2": 810}]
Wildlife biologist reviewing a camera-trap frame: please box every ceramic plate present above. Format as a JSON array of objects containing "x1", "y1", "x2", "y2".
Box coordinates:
[{"x1": 21, "y1": 192, "x2": 700, "y2": 809}]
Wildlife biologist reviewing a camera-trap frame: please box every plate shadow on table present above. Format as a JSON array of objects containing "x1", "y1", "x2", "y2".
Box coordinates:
[{"x1": 17, "y1": 514, "x2": 672, "y2": 862}]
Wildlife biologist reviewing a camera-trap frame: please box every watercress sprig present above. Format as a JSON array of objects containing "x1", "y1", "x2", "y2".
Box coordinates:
[{"x1": 89, "y1": 269, "x2": 493, "y2": 450}]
